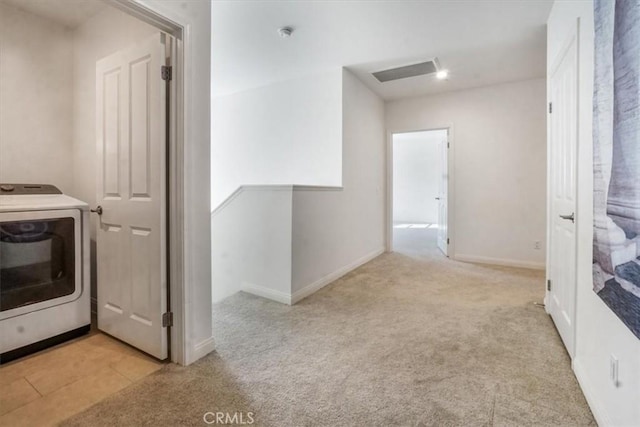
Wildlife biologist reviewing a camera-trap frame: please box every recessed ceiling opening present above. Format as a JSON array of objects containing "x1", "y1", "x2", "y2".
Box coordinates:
[{"x1": 372, "y1": 60, "x2": 438, "y2": 83}]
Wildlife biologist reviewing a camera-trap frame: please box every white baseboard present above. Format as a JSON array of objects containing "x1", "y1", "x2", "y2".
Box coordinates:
[
  {"x1": 573, "y1": 358, "x2": 611, "y2": 427},
  {"x1": 291, "y1": 247, "x2": 385, "y2": 304},
  {"x1": 240, "y1": 248, "x2": 385, "y2": 305},
  {"x1": 242, "y1": 283, "x2": 292, "y2": 305},
  {"x1": 187, "y1": 336, "x2": 216, "y2": 365},
  {"x1": 454, "y1": 254, "x2": 546, "y2": 270}
]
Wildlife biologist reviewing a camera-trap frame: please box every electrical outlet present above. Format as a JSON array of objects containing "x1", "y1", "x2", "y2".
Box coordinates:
[
  {"x1": 610, "y1": 354, "x2": 620, "y2": 387},
  {"x1": 534, "y1": 241, "x2": 541, "y2": 250}
]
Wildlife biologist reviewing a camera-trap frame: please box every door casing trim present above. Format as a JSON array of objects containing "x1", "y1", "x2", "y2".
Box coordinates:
[{"x1": 103, "y1": 0, "x2": 187, "y2": 365}]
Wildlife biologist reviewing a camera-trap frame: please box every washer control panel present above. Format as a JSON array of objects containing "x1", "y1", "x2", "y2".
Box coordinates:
[{"x1": 0, "y1": 184, "x2": 62, "y2": 195}]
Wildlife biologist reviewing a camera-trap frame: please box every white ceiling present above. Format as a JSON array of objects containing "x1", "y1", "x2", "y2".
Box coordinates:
[
  {"x1": 212, "y1": 0, "x2": 553, "y2": 100},
  {"x1": 1, "y1": 0, "x2": 106, "y2": 28}
]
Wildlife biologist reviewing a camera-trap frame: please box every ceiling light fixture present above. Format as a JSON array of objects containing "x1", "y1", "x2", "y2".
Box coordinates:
[
  {"x1": 436, "y1": 70, "x2": 449, "y2": 80},
  {"x1": 278, "y1": 26, "x2": 294, "y2": 38}
]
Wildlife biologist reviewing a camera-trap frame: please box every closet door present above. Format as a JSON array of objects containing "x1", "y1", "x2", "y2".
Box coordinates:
[
  {"x1": 96, "y1": 33, "x2": 169, "y2": 360},
  {"x1": 548, "y1": 26, "x2": 578, "y2": 358}
]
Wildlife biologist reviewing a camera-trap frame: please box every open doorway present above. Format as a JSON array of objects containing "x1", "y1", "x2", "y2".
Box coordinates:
[{"x1": 389, "y1": 129, "x2": 450, "y2": 257}]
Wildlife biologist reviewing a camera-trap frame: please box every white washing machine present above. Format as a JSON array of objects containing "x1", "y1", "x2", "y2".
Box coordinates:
[{"x1": 0, "y1": 184, "x2": 90, "y2": 363}]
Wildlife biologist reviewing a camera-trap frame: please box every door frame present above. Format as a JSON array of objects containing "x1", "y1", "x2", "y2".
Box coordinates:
[
  {"x1": 104, "y1": 0, "x2": 187, "y2": 364},
  {"x1": 386, "y1": 126, "x2": 455, "y2": 258},
  {"x1": 545, "y1": 18, "x2": 580, "y2": 357}
]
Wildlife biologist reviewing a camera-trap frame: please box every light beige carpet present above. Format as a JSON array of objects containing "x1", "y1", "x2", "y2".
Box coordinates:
[{"x1": 63, "y1": 228, "x2": 594, "y2": 426}]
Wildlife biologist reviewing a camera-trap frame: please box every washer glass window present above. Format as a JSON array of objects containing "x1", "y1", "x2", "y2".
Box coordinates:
[{"x1": 0, "y1": 217, "x2": 76, "y2": 312}]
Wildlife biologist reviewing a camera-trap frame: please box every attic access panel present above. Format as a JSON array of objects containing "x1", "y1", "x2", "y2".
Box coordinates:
[{"x1": 372, "y1": 61, "x2": 437, "y2": 83}]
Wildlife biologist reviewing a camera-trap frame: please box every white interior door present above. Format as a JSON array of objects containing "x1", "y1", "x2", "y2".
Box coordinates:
[
  {"x1": 96, "y1": 33, "x2": 169, "y2": 360},
  {"x1": 548, "y1": 32, "x2": 578, "y2": 358},
  {"x1": 436, "y1": 132, "x2": 448, "y2": 255}
]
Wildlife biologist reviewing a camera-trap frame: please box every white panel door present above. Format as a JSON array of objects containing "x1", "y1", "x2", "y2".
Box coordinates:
[
  {"x1": 96, "y1": 33, "x2": 168, "y2": 359},
  {"x1": 548, "y1": 32, "x2": 578, "y2": 358},
  {"x1": 437, "y1": 132, "x2": 448, "y2": 256}
]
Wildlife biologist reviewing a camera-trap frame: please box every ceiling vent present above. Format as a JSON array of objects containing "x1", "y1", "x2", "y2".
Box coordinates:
[{"x1": 372, "y1": 59, "x2": 439, "y2": 83}]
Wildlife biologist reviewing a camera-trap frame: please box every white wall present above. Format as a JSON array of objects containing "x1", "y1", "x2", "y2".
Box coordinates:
[
  {"x1": 291, "y1": 69, "x2": 385, "y2": 295},
  {"x1": 211, "y1": 186, "x2": 293, "y2": 304},
  {"x1": 392, "y1": 130, "x2": 444, "y2": 224},
  {"x1": 211, "y1": 70, "x2": 385, "y2": 304},
  {"x1": 386, "y1": 79, "x2": 547, "y2": 268},
  {"x1": 211, "y1": 70, "x2": 343, "y2": 209},
  {"x1": 547, "y1": 2, "x2": 640, "y2": 425},
  {"x1": 0, "y1": 3, "x2": 73, "y2": 192}
]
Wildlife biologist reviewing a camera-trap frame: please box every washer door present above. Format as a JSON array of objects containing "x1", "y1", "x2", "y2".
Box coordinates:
[{"x1": 0, "y1": 209, "x2": 82, "y2": 320}]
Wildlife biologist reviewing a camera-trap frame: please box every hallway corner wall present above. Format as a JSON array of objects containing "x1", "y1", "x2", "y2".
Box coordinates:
[{"x1": 291, "y1": 69, "x2": 386, "y2": 297}]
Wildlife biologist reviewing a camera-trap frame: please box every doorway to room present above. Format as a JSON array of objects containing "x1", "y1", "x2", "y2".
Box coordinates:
[{"x1": 389, "y1": 129, "x2": 450, "y2": 257}]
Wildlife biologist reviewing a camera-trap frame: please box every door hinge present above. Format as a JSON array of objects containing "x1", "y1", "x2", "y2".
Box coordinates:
[
  {"x1": 161, "y1": 65, "x2": 172, "y2": 81},
  {"x1": 548, "y1": 102, "x2": 553, "y2": 114},
  {"x1": 447, "y1": 142, "x2": 450, "y2": 148},
  {"x1": 447, "y1": 238, "x2": 450, "y2": 244},
  {"x1": 162, "y1": 311, "x2": 173, "y2": 327},
  {"x1": 547, "y1": 279, "x2": 551, "y2": 291}
]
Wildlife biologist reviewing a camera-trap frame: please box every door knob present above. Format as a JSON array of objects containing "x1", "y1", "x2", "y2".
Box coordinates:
[
  {"x1": 91, "y1": 206, "x2": 103, "y2": 215},
  {"x1": 559, "y1": 213, "x2": 575, "y2": 223}
]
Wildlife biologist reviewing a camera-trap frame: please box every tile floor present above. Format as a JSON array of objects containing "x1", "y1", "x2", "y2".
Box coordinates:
[{"x1": 0, "y1": 332, "x2": 163, "y2": 426}]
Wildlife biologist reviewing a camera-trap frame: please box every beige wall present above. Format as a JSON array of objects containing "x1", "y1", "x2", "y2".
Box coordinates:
[
  {"x1": 386, "y1": 79, "x2": 547, "y2": 269},
  {"x1": 0, "y1": 3, "x2": 73, "y2": 192}
]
